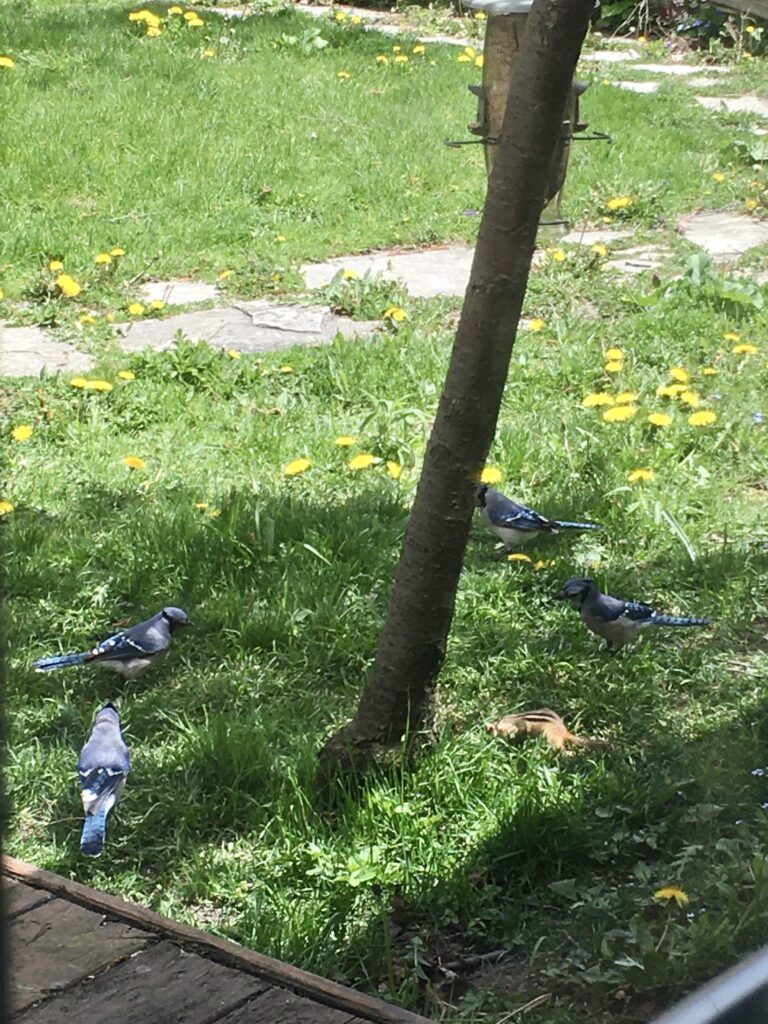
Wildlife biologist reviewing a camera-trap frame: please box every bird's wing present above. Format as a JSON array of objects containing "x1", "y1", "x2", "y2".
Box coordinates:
[
  {"x1": 590, "y1": 593, "x2": 632, "y2": 622},
  {"x1": 86, "y1": 629, "x2": 155, "y2": 664},
  {"x1": 490, "y1": 497, "x2": 552, "y2": 532},
  {"x1": 620, "y1": 599, "x2": 656, "y2": 622},
  {"x1": 79, "y1": 766, "x2": 127, "y2": 815}
]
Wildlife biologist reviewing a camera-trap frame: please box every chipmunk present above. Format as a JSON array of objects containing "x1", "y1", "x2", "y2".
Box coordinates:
[{"x1": 485, "y1": 708, "x2": 612, "y2": 753}]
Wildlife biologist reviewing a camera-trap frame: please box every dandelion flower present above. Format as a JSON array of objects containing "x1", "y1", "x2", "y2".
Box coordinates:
[
  {"x1": 95, "y1": 252, "x2": 113, "y2": 265},
  {"x1": 183, "y1": 10, "x2": 197, "y2": 19},
  {"x1": 551, "y1": 249, "x2": 567, "y2": 263},
  {"x1": 348, "y1": 453, "x2": 379, "y2": 471},
  {"x1": 480, "y1": 466, "x2": 502, "y2": 484},
  {"x1": 187, "y1": 16, "x2": 204, "y2": 27},
  {"x1": 0, "y1": 501, "x2": 14, "y2": 515},
  {"x1": 337, "y1": 70, "x2": 351, "y2": 79},
  {"x1": 56, "y1": 274, "x2": 81, "y2": 298},
  {"x1": 616, "y1": 391, "x2": 638, "y2": 403},
  {"x1": 70, "y1": 377, "x2": 88, "y2": 389},
  {"x1": 680, "y1": 390, "x2": 700, "y2": 407},
  {"x1": 457, "y1": 53, "x2": 472, "y2": 62},
  {"x1": 724, "y1": 332, "x2": 740, "y2": 342},
  {"x1": 604, "y1": 361, "x2": 623, "y2": 373},
  {"x1": 0, "y1": 56, "x2": 16, "y2": 69},
  {"x1": 606, "y1": 196, "x2": 633, "y2": 211},
  {"x1": 127, "y1": 302, "x2": 145, "y2": 316},
  {"x1": 394, "y1": 54, "x2": 409, "y2": 63},
  {"x1": 387, "y1": 460, "x2": 403, "y2": 479},
  {"x1": 528, "y1": 318, "x2": 546, "y2": 332},
  {"x1": 657, "y1": 384, "x2": 688, "y2": 398},
  {"x1": 733, "y1": 344, "x2": 758, "y2": 355},
  {"x1": 195, "y1": 502, "x2": 209, "y2": 510},
  {"x1": 219, "y1": 269, "x2": 234, "y2": 280},
  {"x1": 79, "y1": 314, "x2": 97, "y2": 325},
  {"x1": 745, "y1": 198, "x2": 758, "y2": 212},
  {"x1": 12, "y1": 425, "x2": 33, "y2": 442},
  {"x1": 507, "y1": 553, "x2": 532, "y2": 563},
  {"x1": 603, "y1": 405, "x2": 637, "y2": 423},
  {"x1": 0, "y1": 288, "x2": 3, "y2": 300},
  {"x1": 384, "y1": 305, "x2": 407, "y2": 323},
  {"x1": 342, "y1": 269, "x2": 359, "y2": 280},
  {"x1": 169, "y1": 5, "x2": 183, "y2": 12},
  {"x1": 670, "y1": 367, "x2": 689, "y2": 383},
  {"x1": 110, "y1": 247, "x2": 126, "y2": 257},
  {"x1": 582, "y1": 392, "x2": 615, "y2": 408},
  {"x1": 279, "y1": 365, "x2": 293, "y2": 373},
  {"x1": 702, "y1": 367, "x2": 718, "y2": 376},
  {"x1": 375, "y1": 55, "x2": 389, "y2": 63},
  {"x1": 648, "y1": 412, "x2": 672, "y2": 427},
  {"x1": 123, "y1": 455, "x2": 146, "y2": 470},
  {"x1": 117, "y1": 370, "x2": 136, "y2": 381},
  {"x1": 48, "y1": 260, "x2": 64, "y2": 272},
  {"x1": 688, "y1": 410, "x2": 717, "y2": 427},
  {"x1": 226, "y1": 349, "x2": 241, "y2": 360},
  {"x1": 413, "y1": 44, "x2": 426, "y2": 54},
  {"x1": 351, "y1": 14, "x2": 361, "y2": 23},
  {"x1": 335, "y1": 9, "x2": 347, "y2": 19},
  {"x1": 150, "y1": 300, "x2": 165, "y2": 311},
  {"x1": 463, "y1": 46, "x2": 477, "y2": 57},
  {"x1": 84, "y1": 380, "x2": 113, "y2": 392},
  {"x1": 591, "y1": 243, "x2": 608, "y2": 257},
  {"x1": 392, "y1": 45, "x2": 401, "y2": 51},
  {"x1": 284, "y1": 458, "x2": 312, "y2": 477},
  {"x1": 605, "y1": 347, "x2": 623, "y2": 361},
  {"x1": 712, "y1": 172, "x2": 726, "y2": 182},
  {"x1": 334, "y1": 436, "x2": 356, "y2": 447},
  {"x1": 628, "y1": 468, "x2": 654, "y2": 483},
  {"x1": 207, "y1": 508, "x2": 221, "y2": 518},
  {"x1": 654, "y1": 886, "x2": 689, "y2": 907}
]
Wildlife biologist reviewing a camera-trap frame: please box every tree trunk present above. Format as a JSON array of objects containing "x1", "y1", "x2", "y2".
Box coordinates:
[{"x1": 319, "y1": 0, "x2": 595, "y2": 774}]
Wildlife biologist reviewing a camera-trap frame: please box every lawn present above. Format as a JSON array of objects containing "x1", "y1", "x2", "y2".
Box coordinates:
[{"x1": 3, "y1": 2, "x2": 768, "y2": 1021}]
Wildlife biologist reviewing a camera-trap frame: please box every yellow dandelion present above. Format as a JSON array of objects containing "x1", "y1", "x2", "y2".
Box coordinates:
[
  {"x1": 648, "y1": 412, "x2": 672, "y2": 427},
  {"x1": 122, "y1": 455, "x2": 146, "y2": 470},
  {"x1": 605, "y1": 347, "x2": 623, "y2": 361},
  {"x1": 337, "y1": 70, "x2": 351, "y2": 79},
  {"x1": 284, "y1": 458, "x2": 312, "y2": 477},
  {"x1": 475, "y1": 55, "x2": 484, "y2": 68},
  {"x1": 392, "y1": 45, "x2": 401, "y2": 51},
  {"x1": 654, "y1": 886, "x2": 689, "y2": 907},
  {"x1": 746, "y1": 23, "x2": 756, "y2": 32},
  {"x1": 582, "y1": 392, "x2": 615, "y2": 408},
  {"x1": 413, "y1": 44, "x2": 426, "y2": 54},
  {"x1": 207, "y1": 508, "x2": 221, "y2": 519},
  {"x1": 128, "y1": 302, "x2": 145, "y2": 316},
  {"x1": 604, "y1": 361, "x2": 623, "y2": 373},
  {"x1": 688, "y1": 410, "x2": 717, "y2": 427},
  {"x1": 712, "y1": 172, "x2": 726, "y2": 182},
  {"x1": 79, "y1": 314, "x2": 97, "y2": 325},
  {"x1": 591, "y1": 243, "x2": 608, "y2": 257},
  {"x1": 702, "y1": 367, "x2": 718, "y2": 376},
  {"x1": 351, "y1": 14, "x2": 361, "y2": 23},
  {"x1": 335, "y1": 9, "x2": 347, "y2": 19},
  {"x1": 745, "y1": 198, "x2": 758, "y2": 212},
  {"x1": 463, "y1": 45, "x2": 477, "y2": 57},
  {"x1": 169, "y1": 5, "x2": 183, "y2": 12},
  {"x1": 0, "y1": 501, "x2": 14, "y2": 515},
  {"x1": 334, "y1": 436, "x2": 356, "y2": 447},
  {"x1": 117, "y1": 370, "x2": 136, "y2": 381},
  {"x1": 670, "y1": 367, "x2": 689, "y2": 383},
  {"x1": 342, "y1": 269, "x2": 360, "y2": 280},
  {"x1": 279, "y1": 365, "x2": 293, "y2": 373},
  {"x1": 275, "y1": 234, "x2": 286, "y2": 243},
  {"x1": 0, "y1": 288, "x2": 4, "y2": 300},
  {"x1": 56, "y1": 274, "x2": 81, "y2": 298},
  {"x1": 457, "y1": 53, "x2": 472, "y2": 63},
  {"x1": 105, "y1": 313, "x2": 115, "y2": 322},
  {"x1": 528, "y1": 318, "x2": 545, "y2": 332},
  {"x1": 384, "y1": 305, "x2": 407, "y2": 323},
  {"x1": 48, "y1": 260, "x2": 64, "y2": 271},
  {"x1": 150, "y1": 300, "x2": 165, "y2": 311},
  {"x1": 603, "y1": 405, "x2": 637, "y2": 423},
  {"x1": 0, "y1": 56, "x2": 16, "y2": 69},
  {"x1": 111, "y1": 248, "x2": 126, "y2": 258},
  {"x1": 680, "y1": 390, "x2": 700, "y2": 407},
  {"x1": 183, "y1": 10, "x2": 197, "y2": 19},
  {"x1": 375, "y1": 55, "x2": 389, "y2": 63},
  {"x1": 187, "y1": 16, "x2": 204, "y2": 28},
  {"x1": 723, "y1": 332, "x2": 740, "y2": 342},
  {"x1": 507, "y1": 553, "x2": 532, "y2": 563},
  {"x1": 657, "y1": 384, "x2": 688, "y2": 398},
  {"x1": 219, "y1": 269, "x2": 234, "y2": 280},
  {"x1": 394, "y1": 54, "x2": 409, "y2": 63},
  {"x1": 606, "y1": 196, "x2": 633, "y2": 211},
  {"x1": 615, "y1": 391, "x2": 638, "y2": 403},
  {"x1": 628, "y1": 468, "x2": 654, "y2": 483},
  {"x1": 12, "y1": 425, "x2": 33, "y2": 442},
  {"x1": 94, "y1": 253, "x2": 112, "y2": 265},
  {"x1": 226, "y1": 350, "x2": 241, "y2": 359},
  {"x1": 348, "y1": 453, "x2": 379, "y2": 471},
  {"x1": 551, "y1": 249, "x2": 567, "y2": 263},
  {"x1": 70, "y1": 377, "x2": 89, "y2": 389},
  {"x1": 195, "y1": 501, "x2": 209, "y2": 510},
  {"x1": 733, "y1": 344, "x2": 758, "y2": 355},
  {"x1": 387, "y1": 460, "x2": 403, "y2": 479},
  {"x1": 480, "y1": 466, "x2": 502, "y2": 484},
  {"x1": 84, "y1": 380, "x2": 113, "y2": 392}
]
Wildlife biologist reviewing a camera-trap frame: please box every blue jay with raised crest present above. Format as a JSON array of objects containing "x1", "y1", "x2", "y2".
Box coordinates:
[
  {"x1": 78, "y1": 703, "x2": 131, "y2": 857},
  {"x1": 555, "y1": 578, "x2": 710, "y2": 650},
  {"x1": 33, "y1": 606, "x2": 189, "y2": 680},
  {"x1": 476, "y1": 485, "x2": 602, "y2": 547}
]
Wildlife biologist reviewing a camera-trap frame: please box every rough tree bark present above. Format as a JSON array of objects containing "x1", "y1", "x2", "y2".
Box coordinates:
[{"x1": 319, "y1": 0, "x2": 595, "y2": 774}]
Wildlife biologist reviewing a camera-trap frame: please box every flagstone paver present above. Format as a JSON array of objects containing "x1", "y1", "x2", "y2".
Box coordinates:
[
  {"x1": 138, "y1": 280, "x2": 220, "y2": 306},
  {"x1": 301, "y1": 244, "x2": 477, "y2": 298},
  {"x1": 695, "y1": 94, "x2": 768, "y2": 118},
  {"x1": 605, "y1": 245, "x2": 669, "y2": 275},
  {"x1": 561, "y1": 228, "x2": 633, "y2": 245},
  {"x1": 582, "y1": 49, "x2": 639, "y2": 63},
  {"x1": 633, "y1": 62, "x2": 729, "y2": 76},
  {"x1": 615, "y1": 81, "x2": 659, "y2": 94},
  {"x1": 119, "y1": 301, "x2": 379, "y2": 354},
  {"x1": 677, "y1": 211, "x2": 768, "y2": 258},
  {"x1": 0, "y1": 324, "x2": 94, "y2": 378}
]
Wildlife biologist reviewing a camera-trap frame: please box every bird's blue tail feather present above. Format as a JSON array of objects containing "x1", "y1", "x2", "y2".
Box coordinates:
[
  {"x1": 33, "y1": 651, "x2": 89, "y2": 672},
  {"x1": 81, "y1": 809, "x2": 107, "y2": 857},
  {"x1": 552, "y1": 520, "x2": 602, "y2": 532},
  {"x1": 651, "y1": 614, "x2": 710, "y2": 628}
]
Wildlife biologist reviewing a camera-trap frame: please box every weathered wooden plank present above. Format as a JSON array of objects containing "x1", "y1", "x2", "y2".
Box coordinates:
[
  {"x1": 10, "y1": 897, "x2": 151, "y2": 1013},
  {"x1": 3, "y1": 856, "x2": 434, "y2": 1024},
  {"x1": 218, "y1": 988, "x2": 365, "y2": 1024},
  {"x1": 19, "y1": 940, "x2": 270, "y2": 1024},
  {"x1": 4, "y1": 878, "x2": 53, "y2": 919}
]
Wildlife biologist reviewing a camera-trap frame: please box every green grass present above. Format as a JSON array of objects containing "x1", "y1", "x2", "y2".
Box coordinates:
[{"x1": 3, "y1": 3, "x2": 768, "y2": 1021}]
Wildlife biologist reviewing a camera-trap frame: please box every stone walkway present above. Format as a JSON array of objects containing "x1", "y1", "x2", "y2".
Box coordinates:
[{"x1": 3, "y1": 7, "x2": 767, "y2": 378}]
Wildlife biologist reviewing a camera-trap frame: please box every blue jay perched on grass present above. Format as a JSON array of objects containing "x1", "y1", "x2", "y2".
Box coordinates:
[
  {"x1": 555, "y1": 578, "x2": 710, "y2": 650},
  {"x1": 33, "y1": 606, "x2": 189, "y2": 680},
  {"x1": 78, "y1": 703, "x2": 131, "y2": 857},
  {"x1": 476, "y1": 485, "x2": 602, "y2": 547}
]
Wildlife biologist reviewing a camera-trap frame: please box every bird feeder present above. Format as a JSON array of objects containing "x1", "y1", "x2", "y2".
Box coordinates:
[{"x1": 449, "y1": 0, "x2": 606, "y2": 235}]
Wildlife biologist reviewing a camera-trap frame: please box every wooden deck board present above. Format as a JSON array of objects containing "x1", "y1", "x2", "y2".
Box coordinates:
[
  {"x1": 19, "y1": 940, "x2": 270, "y2": 1024},
  {"x1": 11, "y1": 897, "x2": 151, "y2": 1013},
  {"x1": 4, "y1": 856, "x2": 434, "y2": 1024}
]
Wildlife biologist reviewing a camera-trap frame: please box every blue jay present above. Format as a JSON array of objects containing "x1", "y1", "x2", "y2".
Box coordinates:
[
  {"x1": 555, "y1": 578, "x2": 710, "y2": 650},
  {"x1": 78, "y1": 703, "x2": 131, "y2": 857},
  {"x1": 33, "y1": 606, "x2": 189, "y2": 680},
  {"x1": 476, "y1": 485, "x2": 601, "y2": 547}
]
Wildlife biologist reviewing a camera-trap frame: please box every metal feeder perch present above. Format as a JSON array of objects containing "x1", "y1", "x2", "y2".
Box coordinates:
[{"x1": 447, "y1": 0, "x2": 609, "y2": 235}]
